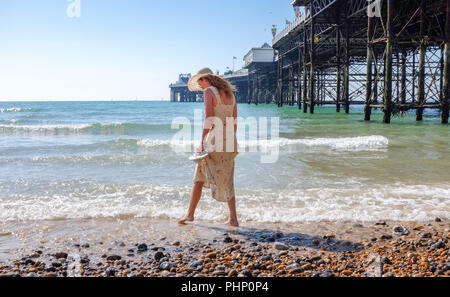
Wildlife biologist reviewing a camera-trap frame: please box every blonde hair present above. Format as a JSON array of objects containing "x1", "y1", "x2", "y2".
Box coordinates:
[{"x1": 201, "y1": 74, "x2": 236, "y2": 98}]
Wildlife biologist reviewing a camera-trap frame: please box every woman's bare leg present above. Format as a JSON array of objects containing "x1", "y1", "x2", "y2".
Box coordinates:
[
  {"x1": 178, "y1": 181, "x2": 204, "y2": 225},
  {"x1": 225, "y1": 196, "x2": 239, "y2": 227}
]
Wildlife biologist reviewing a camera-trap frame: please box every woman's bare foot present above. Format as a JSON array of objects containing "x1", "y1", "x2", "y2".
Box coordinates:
[
  {"x1": 224, "y1": 219, "x2": 239, "y2": 227},
  {"x1": 178, "y1": 215, "x2": 194, "y2": 225}
]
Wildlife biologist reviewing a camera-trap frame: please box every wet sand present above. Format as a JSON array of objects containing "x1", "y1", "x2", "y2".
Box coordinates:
[{"x1": 0, "y1": 218, "x2": 448, "y2": 277}]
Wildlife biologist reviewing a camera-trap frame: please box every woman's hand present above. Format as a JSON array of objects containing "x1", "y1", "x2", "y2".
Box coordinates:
[{"x1": 196, "y1": 142, "x2": 204, "y2": 154}]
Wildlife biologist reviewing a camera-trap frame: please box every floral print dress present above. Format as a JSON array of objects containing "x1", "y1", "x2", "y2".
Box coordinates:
[{"x1": 193, "y1": 86, "x2": 239, "y2": 202}]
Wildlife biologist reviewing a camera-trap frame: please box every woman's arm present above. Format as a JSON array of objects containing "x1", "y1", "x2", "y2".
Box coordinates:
[
  {"x1": 233, "y1": 101, "x2": 237, "y2": 133},
  {"x1": 200, "y1": 88, "x2": 215, "y2": 151}
]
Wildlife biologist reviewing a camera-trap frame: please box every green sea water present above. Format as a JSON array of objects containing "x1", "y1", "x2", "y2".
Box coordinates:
[{"x1": 0, "y1": 101, "x2": 448, "y2": 222}]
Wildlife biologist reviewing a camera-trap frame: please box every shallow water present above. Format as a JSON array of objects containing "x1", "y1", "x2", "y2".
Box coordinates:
[{"x1": 0, "y1": 101, "x2": 449, "y2": 223}]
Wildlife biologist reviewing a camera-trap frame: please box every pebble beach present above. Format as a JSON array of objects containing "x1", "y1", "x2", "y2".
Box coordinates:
[{"x1": 0, "y1": 218, "x2": 448, "y2": 278}]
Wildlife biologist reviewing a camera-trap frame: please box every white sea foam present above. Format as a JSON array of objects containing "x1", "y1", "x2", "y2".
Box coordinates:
[
  {"x1": 136, "y1": 135, "x2": 389, "y2": 152},
  {"x1": 23, "y1": 153, "x2": 177, "y2": 165},
  {"x1": 0, "y1": 108, "x2": 31, "y2": 113},
  {"x1": 0, "y1": 123, "x2": 92, "y2": 132},
  {"x1": 0, "y1": 122, "x2": 175, "y2": 136},
  {"x1": 269, "y1": 135, "x2": 388, "y2": 150},
  {"x1": 0, "y1": 119, "x2": 19, "y2": 124},
  {"x1": 0, "y1": 182, "x2": 447, "y2": 222}
]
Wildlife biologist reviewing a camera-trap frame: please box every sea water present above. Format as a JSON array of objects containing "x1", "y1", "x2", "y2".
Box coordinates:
[{"x1": 0, "y1": 101, "x2": 448, "y2": 223}]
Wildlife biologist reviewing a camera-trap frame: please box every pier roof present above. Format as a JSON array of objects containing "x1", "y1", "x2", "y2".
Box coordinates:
[
  {"x1": 223, "y1": 68, "x2": 248, "y2": 79},
  {"x1": 244, "y1": 44, "x2": 276, "y2": 68}
]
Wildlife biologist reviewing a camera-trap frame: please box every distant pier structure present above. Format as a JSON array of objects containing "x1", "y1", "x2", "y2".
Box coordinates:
[
  {"x1": 223, "y1": 69, "x2": 250, "y2": 103},
  {"x1": 272, "y1": 0, "x2": 450, "y2": 124},
  {"x1": 169, "y1": 74, "x2": 202, "y2": 102},
  {"x1": 243, "y1": 43, "x2": 277, "y2": 104},
  {"x1": 169, "y1": 43, "x2": 277, "y2": 104},
  {"x1": 169, "y1": 70, "x2": 251, "y2": 103}
]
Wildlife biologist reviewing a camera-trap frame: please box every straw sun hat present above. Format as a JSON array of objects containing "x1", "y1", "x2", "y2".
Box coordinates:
[{"x1": 187, "y1": 67, "x2": 215, "y2": 92}]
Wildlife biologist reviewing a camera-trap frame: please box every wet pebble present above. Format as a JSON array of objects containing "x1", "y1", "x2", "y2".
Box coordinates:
[
  {"x1": 154, "y1": 251, "x2": 165, "y2": 261},
  {"x1": 418, "y1": 233, "x2": 432, "y2": 239},
  {"x1": 106, "y1": 255, "x2": 121, "y2": 261},
  {"x1": 381, "y1": 256, "x2": 392, "y2": 265},
  {"x1": 160, "y1": 262, "x2": 174, "y2": 271},
  {"x1": 46, "y1": 267, "x2": 57, "y2": 273},
  {"x1": 205, "y1": 252, "x2": 217, "y2": 259},
  {"x1": 286, "y1": 263, "x2": 302, "y2": 272},
  {"x1": 223, "y1": 236, "x2": 233, "y2": 243},
  {"x1": 80, "y1": 257, "x2": 90, "y2": 264},
  {"x1": 239, "y1": 269, "x2": 252, "y2": 277},
  {"x1": 0, "y1": 272, "x2": 21, "y2": 278},
  {"x1": 274, "y1": 242, "x2": 288, "y2": 250},
  {"x1": 137, "y1": 244, "x2": 148, "y2": 252},
  {"x1": 313, "y1": 270, "x2": 335, "y2": 277},
  {"x1": 431, "y1": 241, "x2": 445, "y2": 249},
  {"x1": 24, "y1": 259, "x2": 35, "y2": 266},
  {"x1": 105, "y1": 267, "x2": 115, "y2": 277},
  {"x1": 54, "y1": 253, "x2": 68, "y2": 259},
  {"x1": 186, "y1": 261, "x2": 201, "y2": 269},
  {"x1": 393, "y1": 226, "x2": 409, "y2": 235}
]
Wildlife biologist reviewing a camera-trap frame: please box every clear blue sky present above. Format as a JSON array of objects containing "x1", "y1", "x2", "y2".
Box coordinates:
[{"x1": 0, "y1": 0, "x2": 295, "y2": 101}]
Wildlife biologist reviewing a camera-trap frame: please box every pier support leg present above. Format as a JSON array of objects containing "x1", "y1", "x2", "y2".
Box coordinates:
[
  {"x1": 383, "y1": 0, "x2": 393, "y2": 124},
  {"x1": 276, "y1": 60, "x2": 280, "y2": 106},
  {"x1": 336, "y1": 25, "x2": 341, "y2": 113},
  {"x1": 396, "y1": 53, "x2": 400, "y2": 104},
  {"x1": 309, "y1": 2, "x2": 315, "y2": 114},
  {"x1": 254, "y1": 73, "x2": 259, "y2": 105},
  {"x1": 442, "y1": 0, "x2": 450, "y2": 124},
  {"x1": 373, "y1": 64, "x2": 378, "y2": 105},
  {"x1": 316, "y1": 72, "x2": 320, "y2": 104},
  {"x1": 303, "y1": 66, "x2": 308, "y2": 113},
  {"x1": 343, "y1": 17, "x2": 350, "y2": 114},
  {"x1": 298, "y1": 47, "x2": 302, "y2": 110},
  {"x1": 293, "y1": 66, "x2": 297, "y2": 106},
  {"x1": 278, "y1": 56, "x2": 284, "y2": 107},
  {"x1": 303, "y1": 32, "x2": 309, "y2": 113},
  {"x1": 401, "y1": 49, "x2": 407, "y2": 105},
  {"x1": 247, "y1": 72, "x2": 252, "y2": 104},
  {"x1": 440, "y1": 46, "x2": 444, "y2": 104},
  {"x1": 417, "y1": 0, "x2": 426, "y2": 121},
  {"x1": 412, "y1": 51, "x2": 416, "y2": 103},
  {"x1": 288, "y1": 65, "x2": 293, "y2": 106},
  {"x1": 365, "y1": 16, "x2": 374, "y2": 121}
]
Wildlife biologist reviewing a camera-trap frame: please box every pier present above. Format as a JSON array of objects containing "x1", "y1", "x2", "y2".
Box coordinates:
[
  {"x1": 223, "y1": 68, "x2": 251, "y2": 103},
  {"x1": 169, "y1": 0, "x2": 450, "y2": 124},
  {"x1": 243, "y1": 43, "x2": 277, "y2": 105},
  {"x1": 169, "y1": 74, "x2": 202, "y2": 102},
  {"x1": 273, "y1": 0, "x2": 450, "y2": 124},
  {"x1": 169, "y1": 71, "x2": 251, "y2": 103}
]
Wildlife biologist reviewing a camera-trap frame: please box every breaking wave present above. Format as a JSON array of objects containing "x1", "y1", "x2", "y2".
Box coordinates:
[
  {"x1": 0, "y1": 122, "x2": 174, "y2": 135},
  {"x1": 0, "y1": 181, "x2": 447, "y2": 222},
  {"x1": 0, "y1": 107, "x2": 36, "y2": 113},
  {"x1": 137, "y1": 136, "x2": 389, "y2": 152}
]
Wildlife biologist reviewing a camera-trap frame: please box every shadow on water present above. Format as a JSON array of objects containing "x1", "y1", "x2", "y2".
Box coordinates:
[{"x1": 192, "y1": 223, "x2": 364, "y2": 253}]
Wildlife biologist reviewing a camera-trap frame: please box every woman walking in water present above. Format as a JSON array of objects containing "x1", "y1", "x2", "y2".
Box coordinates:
[{"x1": 178, "y1": 68, "x2": 239, "y2": 227}]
